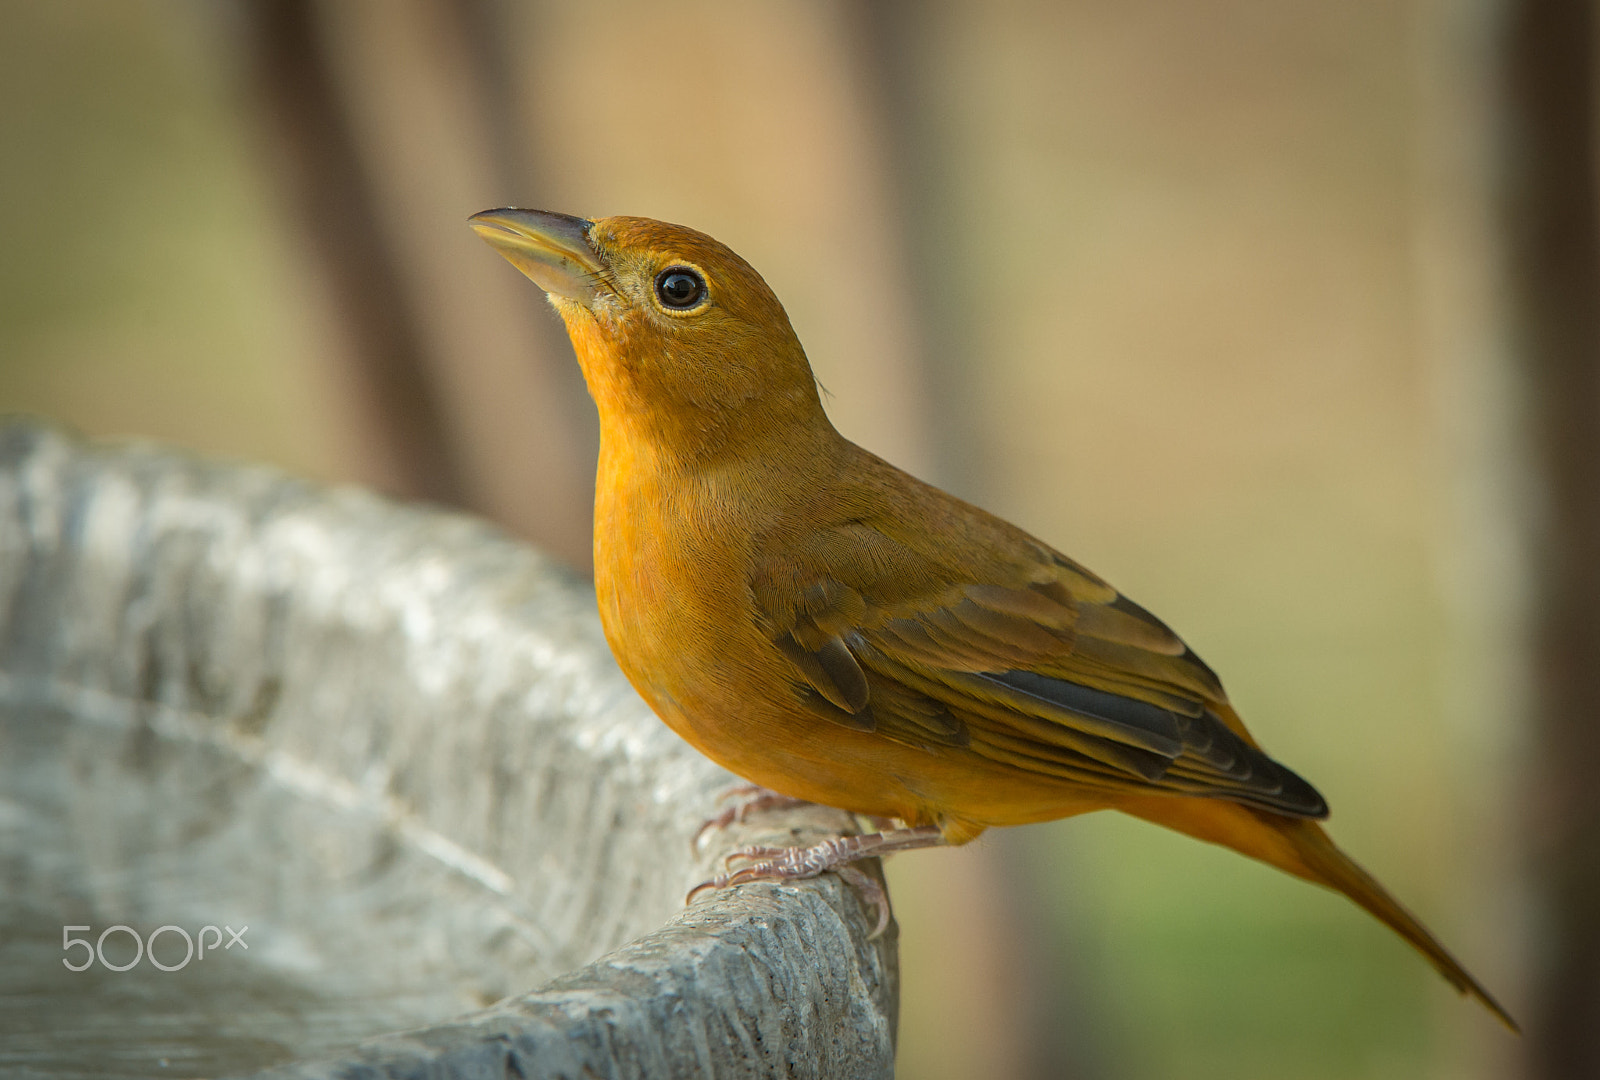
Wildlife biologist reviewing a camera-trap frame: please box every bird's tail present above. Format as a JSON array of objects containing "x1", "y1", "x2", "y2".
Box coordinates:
[
  {"x1": 1116, "y1": 795, "x2": 1518, "y2": 1031},
  {"x1": 1278, "y1": 817, "x2": 1517, "y2": 1031}
]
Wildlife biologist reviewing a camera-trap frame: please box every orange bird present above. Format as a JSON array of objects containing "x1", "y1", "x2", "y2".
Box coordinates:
[{"x1": 470, "y1": 207, "x2": 1515, "y2": 1028}]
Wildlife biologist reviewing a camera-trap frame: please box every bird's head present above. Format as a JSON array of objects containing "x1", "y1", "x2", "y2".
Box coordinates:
[{"x1": 471, "y1": 208, "x2": 828, "y2": 461}]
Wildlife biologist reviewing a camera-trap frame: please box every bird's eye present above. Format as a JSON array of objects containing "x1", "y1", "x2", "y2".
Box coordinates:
[{"x1": 654, "y1": 266, "x2": 707, "y2": 310}]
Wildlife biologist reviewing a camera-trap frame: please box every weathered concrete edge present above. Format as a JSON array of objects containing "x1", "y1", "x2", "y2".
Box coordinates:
[
  {"x1": 250, "y1": 879, "x2": 894, "y2": 1080},
  {"x1": 0, "y1": 420, "x2": 897, "y2": 1080}
]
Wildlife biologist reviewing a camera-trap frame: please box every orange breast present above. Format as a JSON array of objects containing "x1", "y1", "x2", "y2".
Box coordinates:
[{"x1": 590, "y1": 454, "x2": 1112, "y2": 836}]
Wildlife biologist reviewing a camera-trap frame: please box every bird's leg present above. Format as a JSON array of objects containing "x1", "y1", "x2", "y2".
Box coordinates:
[
  {"x1": 687, "y1": 825, "x2": 947, "y2": 939},
  {"x1": 691, "y1": 783, "x2": 817, "y2": 850}
]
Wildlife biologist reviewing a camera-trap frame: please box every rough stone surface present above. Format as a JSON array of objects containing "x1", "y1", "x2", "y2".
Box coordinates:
[{"x1": 0, "y1": 422, "x2": 897, "y2": 1079}]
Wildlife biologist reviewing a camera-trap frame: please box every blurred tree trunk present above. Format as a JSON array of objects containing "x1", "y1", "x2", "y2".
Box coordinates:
[
  {"x1": 239, "y1": 0, "x2": 597, "y2": 572},
  {"x1": 853, "y1": 4, "x2": 1105, "y2": 1078},
  {"x1": 1502, "y1": 0, "x2": 1600, "y2": 1073},
  {"x1": 851, "y1": 1, "x2": 990, "y2": 505},
  {"x1": 243, "y1": 0, "x2": 467, "y2": 509}
]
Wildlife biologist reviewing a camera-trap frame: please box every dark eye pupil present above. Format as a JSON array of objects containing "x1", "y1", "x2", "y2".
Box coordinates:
[{"x1": 655, "y1": 267, "x2": 705, "y2": 309}]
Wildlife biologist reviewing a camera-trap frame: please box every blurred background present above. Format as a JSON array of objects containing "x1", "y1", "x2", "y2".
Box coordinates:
[{"x1": 4, "y1": 1, "x2": 1597, "y2": 1077}]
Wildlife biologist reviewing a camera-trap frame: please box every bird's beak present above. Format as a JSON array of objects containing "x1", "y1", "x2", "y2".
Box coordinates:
[{"x1": 469, "y1": 208, "x2": 605, "y2": 305}]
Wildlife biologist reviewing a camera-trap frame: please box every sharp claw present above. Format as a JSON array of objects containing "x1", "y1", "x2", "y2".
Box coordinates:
[
  {"x1": 720, "y1": 863, "x2": 774, "y2": 889},
  {"x1": 721, "y1": 844, "x2": 788, "y2": 871},
  {"x1": 687, "y1": 857, "x2": 892, "y2": 938},
  {"x1": 691, "y1": 786, "x2": 814, "y2": 851},
  {"x1": 833, "y1": 864, "x2": 892, "y2": 939},
  {"x1": 685, "y1": 857, "x2": 783, "y2": 905},
  {"x1": 691, "y1": 807, "x2": 738, "y2": 851}
]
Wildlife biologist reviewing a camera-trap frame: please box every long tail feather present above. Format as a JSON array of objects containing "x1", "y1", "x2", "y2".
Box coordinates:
[
  {"x1": 1117, "y1": 796, "x2": 1518, "y2": 1031},
  {"x1": 1281, "y1": 818, "x2": 1517, "y2": 1031}
]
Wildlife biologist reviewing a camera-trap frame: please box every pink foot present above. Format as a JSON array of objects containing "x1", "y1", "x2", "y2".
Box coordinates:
[{"x1": 686, "y1": 826, "x2": 946, "y2": 939}]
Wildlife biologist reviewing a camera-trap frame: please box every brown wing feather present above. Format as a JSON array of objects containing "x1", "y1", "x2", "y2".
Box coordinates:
[{"x1": 751, "y1": 520, "x2": 1327, "y2": 819}]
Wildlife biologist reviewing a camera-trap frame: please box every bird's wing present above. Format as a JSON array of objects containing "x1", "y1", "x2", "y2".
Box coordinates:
[{"x1": 750, "y1": 520, "x2": 1327, "y2": 818}]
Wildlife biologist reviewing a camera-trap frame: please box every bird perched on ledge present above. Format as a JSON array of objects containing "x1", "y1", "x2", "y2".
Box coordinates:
[{"x1": 470, "y1": 207, "x2": 1515, "y2": 1029}]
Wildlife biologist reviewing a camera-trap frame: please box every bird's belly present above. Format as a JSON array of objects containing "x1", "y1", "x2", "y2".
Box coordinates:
[
  {"x1": 598, "y1": 575, "x2": 909, "y2": 812},
  {"x1": 600, "y1": 577, "x2": 1102, "y2": 829},
  {"x1": 592, "y1": 490, "x2": 1106, "y2": 831}
]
